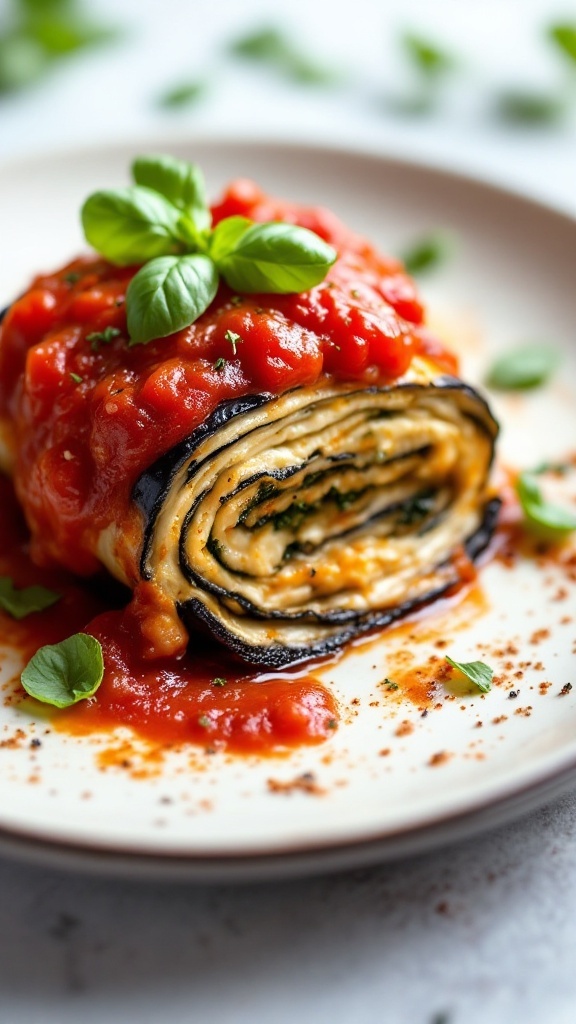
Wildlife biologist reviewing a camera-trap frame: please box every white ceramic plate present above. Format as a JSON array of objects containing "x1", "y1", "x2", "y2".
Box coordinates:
[{"x1": 0, "y1": 140, "x2": 575, "y2": 881}]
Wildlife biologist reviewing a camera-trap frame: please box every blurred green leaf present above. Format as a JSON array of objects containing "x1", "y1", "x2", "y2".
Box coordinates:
[
  {"x1": 549, "y1": 22, "x2": 576, "y2": 64},
  {"x1": 0, "y1": 0, "x2": 120, "y2": 95},
  {"x1": 400, "y1": 231, "x2": 455, "y2": 275},
  {"x1": 27, "y1": 18, "x2": 118, "y2": 56},
  {"x1": 401, "y1": 31, "x2": 457, "y2": 78},
  {"x1": 0, "y1": 32, "x2": 48, "y2": 92},
  {"x1": 156, "y1": 80, "x2": 207, "y2": 110},
  {"x1": 495, "y1": 89, "x2": 566, "y2": 125},
  {"x1": 229, "y1": 26, "x2": 340, "y2": 86}
]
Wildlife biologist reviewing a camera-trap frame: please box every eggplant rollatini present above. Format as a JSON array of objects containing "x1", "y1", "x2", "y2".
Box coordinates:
[
  {"x1": 0, "y1": 174, "x2": 499, "y2": 669},
  {"x1": 133, "y1": 357, "x2": 498, "y2": 666}
]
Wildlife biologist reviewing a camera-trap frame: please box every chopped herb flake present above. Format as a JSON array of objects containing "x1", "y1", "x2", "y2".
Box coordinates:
[
  {"x1": 211, "y1": 677, "x2": 227, "y2": 687},
  {"x1": 224, "y1": 329, "x2": 242, "y2": 355},
  {"x1": 198, "y1": 714, "x2": 212, "y2": 728},
  {"x1": 87, "y1": 326, "x2": 121, "y2": 350},
  {"x1": 69, "y1": 372, "x2": 83, "y2": 384},
  {"x1": 213, "y1": 357, "x2": 227, "y2": 371}
]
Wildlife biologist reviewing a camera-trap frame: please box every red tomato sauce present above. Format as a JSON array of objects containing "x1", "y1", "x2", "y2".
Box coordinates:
[
  {"x1": 0, "y1": 475, "x2": 338, "y2": 753},
  {"x1": 0, "y1": 179, "x2": 457, "y2": 577}
]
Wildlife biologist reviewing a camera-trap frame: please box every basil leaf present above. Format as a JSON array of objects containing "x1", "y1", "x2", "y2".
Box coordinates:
[
  {"x1": 26, "y1": 17, "x2": 117, "y2": 56},
  {"x1": 126, "y1": 254, "x2": 219, "y2": 345},
  {"x1": 495, "y1": 91, "x2": 565, "y2": 126},
  {"x1": 21, "y1": 633, "x2": 104, "y2": 709},
  {"x1": 209, "y1": 215, "x2": 253, "y2": 263},
  {"x1": 156, "y1": 80, "x2": 206, "y2": 110},
  {"x1": 486, "y1": 345, "x2": 560, "y2": 390},
  {"x1": 549, "y1": 23, "x2": 576, "y2": 64},
  {"x1": 401, "y1": 231, "x2": 454, "y2": 275},
  {"x1": 132, "y1": 154, "x2": 211, "y2": 232},
  {"x1": 0, "y1": 33, "x2": 49, "y2": 93},
  {"x1": 517, "y1": 471, "x2": 576, "y2": 535},
  {"x1": 229, "y1": 27, "x2": 338, "y2": 85},
  {"x1": 402, "y1": 31, "x2": 457, "y2": 78},
  {"x1": 81, "y1": 186, "x2": 185, "y2": 266},
  {"x1": 0, "y1": 577, "x2": 60, "y2": 619},
  {"x1": 445, "y1": 657, "x2": 493, "y2": 693},
  {"x1": 216, "y1": 222, "x2": 337, "y2": 293}
]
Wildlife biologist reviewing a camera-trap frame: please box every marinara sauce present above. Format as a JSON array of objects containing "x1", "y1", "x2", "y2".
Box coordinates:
[{"x1": 0, "y1": 181, "x2": 456, "y2": 753}]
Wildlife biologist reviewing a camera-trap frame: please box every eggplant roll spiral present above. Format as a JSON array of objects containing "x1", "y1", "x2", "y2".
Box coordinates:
[{"x1": 134, "y1": 357, "x2": 499, "y2": 666}]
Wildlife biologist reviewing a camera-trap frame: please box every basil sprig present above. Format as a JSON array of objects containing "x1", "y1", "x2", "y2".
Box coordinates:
[
  {"x1": 517, "y1": 470, "x2": 576, "y2": 536},
  {"x1": 82, "y1": 154, "x2": 337, "y2": 346},
  {"x1": 485, "y1": 344, "x2": 560, "y2": 390},
  {"x1": 21, "y1": 633, "x2": 104, "y2": 708},
  {"x1": 445, "y1": 656, "x2": 494, "y2": 693},
  {"x1": 0, "y1": 576, "x2": 60, "y2": 619}
]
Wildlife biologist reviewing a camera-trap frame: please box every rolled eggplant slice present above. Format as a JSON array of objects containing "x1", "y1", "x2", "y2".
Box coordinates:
[{"x1": 134, "y1": 357, "x2": 499, "y2": 666}]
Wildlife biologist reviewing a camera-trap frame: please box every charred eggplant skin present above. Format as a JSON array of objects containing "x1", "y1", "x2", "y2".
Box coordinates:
[
  {"x1": 178, "y1": 496, "x2": 501, "y2": 668},
  {"x1": 133, "y1": 373, "x2": 499, "y2": 667}
]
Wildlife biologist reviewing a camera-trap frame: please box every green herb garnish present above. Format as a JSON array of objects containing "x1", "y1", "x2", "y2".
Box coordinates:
[
  {"x1": 388, "y1": 31, "x2": 458, "y2": 117},
  {"x1": 445, "y1": 656, "x2": 493, "y2": 693},
  {"x1": 156, "y1": 80, "x2": 207, "y2": 110},
  {"x1": 549, "y1": 23, "x2": 576, "y2": 64},
  {"x1": 229, "y1": 26, "x2": 338, "y2": 85},
  {"x1": 0, "y1": 0, "x2": 119, "y2": 95},
  {"x1": 485, "y1": 344, "x2": 560, "y2": 390},
  {"x1": 21, "y1": 633, "x2": 104, "y2": 708},
  {"x1": 86, "y1": 326, "x2": 121, "y2": 351},
  {"x1": 516, "y1": 471, "x2": 576, "y2": 536},
  {"x1": 69, "y1": 372, "x2": 83, "y2": 384},
  {"x1": 402, "y1": 31, "x2": 457, "y2": 78},
  {"x1": 385, "y1": 678, "x2": 399, "y2": 691},
  {"x1": 198, "y1": 714, "x2": 212, "y2": 728},
  {"x1": 0, "y1": 576, "x2": 60, "y2": 619},
  {"x1": 211, "y1": 677, "x2": 227, "y2": 687},
  {"x1": 82, "y1": 154, "x2": 337, "y2": 347},
  {"x1": 495, "y1": 91, "x2": 566, "y2": 126},
  {"x1": 213, "y1": 357, "x2": 226, "y2": 371},
  {"x1": 224, "y1": 329, "x2": 242, "y2": 355},
  {"x1": 400, "y1": 232, "x2": 454, "y2": 275}
]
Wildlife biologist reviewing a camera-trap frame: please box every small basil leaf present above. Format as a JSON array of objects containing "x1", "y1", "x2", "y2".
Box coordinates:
[
  {"x1": 0, "y1": 33, "x2": 49, "y2": 93},
  {"x1": 400, "y1": 231, "x2": 454, "y2": 275},
  {"x1": 229, "y1": 27, "x2": 338, "y2": 85},
  {"x1": 0, "y1": 577, "x2": 60, "y2": 619},
  {"x1": 132, "y1": 154, "x2": 211, "y2": 232},
  {"x1": 21, "y1": 633, "x2": 104, "y2": 709},
  {"x1": 495, "y1": 91, "x2": 566, "y2": 126},
  {"x1": 26, "y1": 17, "x2": 118, "y2": 56},
  {"x1": 216, "y1": 222, "x2": 337, "y2": 294},
  {"x1": 156, "y1": 80, "x2": 206, "y2": 110},
  {"x1": 549, "y1": 23, "x2": 576, "y2": 64},
  {"x1": 445, "y1": 657, "x2": 493, "y2": 693},
  {"x1": 517, "y1": 471, "x2": 576, "y2": 535},
  {"x1": 209, "y1": 215, "x2": 253, "y2": 263},
  {"x1": 126, "y1": 254, "x2": 219, "y2": 345},
  {"x1": 402, "y1": 31, "x2": 457, "y2": 78},
  {"x1": 81, "y1": 186, "x2": 185, "y2": 266},
  {"x1": 486, "y1": 345, "x2": 560, "y2": 390}
]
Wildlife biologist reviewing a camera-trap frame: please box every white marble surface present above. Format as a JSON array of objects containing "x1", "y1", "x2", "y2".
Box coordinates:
[{"x1": 1, "y1": 1, "x2": 576, "y2": 1021}]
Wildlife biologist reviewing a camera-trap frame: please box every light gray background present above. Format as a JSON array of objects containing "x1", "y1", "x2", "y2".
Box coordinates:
[{"x1": 1, "y1": 2, "x2": 575, "y2": 1021}]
